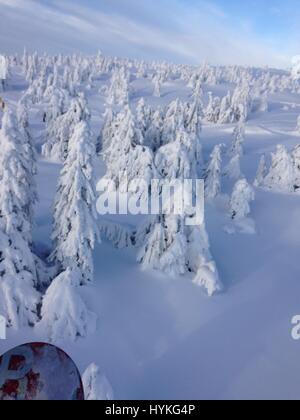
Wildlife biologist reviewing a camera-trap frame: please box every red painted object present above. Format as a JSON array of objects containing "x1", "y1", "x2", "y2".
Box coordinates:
[{"x1": 0, "y1": 343, "x2": 84, "y2": 400}]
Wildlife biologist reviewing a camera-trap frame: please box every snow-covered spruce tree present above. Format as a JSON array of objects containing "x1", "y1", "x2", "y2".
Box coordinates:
[
  {"x1": 138, "y1": 214, "x2": 189, "y2": 277},
  {"x1": 183, "y1": 100, "x2": 203, "y2": 168},
  {"x1": 136, "y1": 98, "x2": 152, "y2": 139},
  {"x1": 292, "y1": 144, "x2": 300, "y2": 192},
  {"x1": 254, "y1": 154, "x2": 268, "y2": 187},
  {"x1": 0, "y1": 110, "x2": 40, "y2": 328},
  {"x1": 107, "y1": 67, "x2": 130, "y2": 106},
  {"x1": 82, "y1": 364, "x2": 114, "y2": 401},
  {"x1": 218, "y1": 92, "x2": 234, "y2": 124},
  {"x1": 230, "y1": 122, "x2": 245, "y2": 157},
  {"x1": 51, "y1": 120, "x2": 100, "y2": 284},
  {"x1": 42, "y1": 92, "x2": 90, "y2": 162},
  {"x1": 44, "y1": 88, "x2": 69, "y2": 124},
  {"x1": 17, "y1": 100, "x2": 38, "y2": 225},
  {"x1": 161, "y1": 99, "x2": 184, "y2": 144},
  {"x1": 103, "y1": 105, "x2": 157, "y2": 194},
  {"x1": 231, "y1": 82, "x2": 252, "y2": 122},
  {"x1": 153, "y1": 74, "x2": 162, "y2": 98},
  {"x1": 264, "y1": 145, "x2": 294, "y2": 192},
  {"x1": 192, "y1": 78, "x2": 204, "y2": 101},
  {"x1": 205, "y1": 92, "x2": 221, "y2": 123},
  {"x1": 205, "y1": 145, "x2": 222, "y2": 200},
  {"x1": 38, "y1": 267, "x2": 97, "y2": 342},
  {"x1": 144, "y1": 108, "x2": 164, "y2": 152},
  {"x1": 187, "y1": 221, "x2": 222, "y2": 296},
  {"x1": 99, "y1": 108, "x2": 116, "y2": 154},
  {"x1": 230, "y1": 178, "x2": 255, "y2": 220}
]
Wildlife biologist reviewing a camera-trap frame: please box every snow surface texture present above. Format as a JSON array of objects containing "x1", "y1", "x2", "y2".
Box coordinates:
[{"x1": 1, "y1": 54, "x2": 300, "y2": 400}]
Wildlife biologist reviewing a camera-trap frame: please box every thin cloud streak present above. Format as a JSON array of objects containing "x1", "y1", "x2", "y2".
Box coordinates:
[{"x1": 0, "y1": 0, "x2": 295, "y2": 67}]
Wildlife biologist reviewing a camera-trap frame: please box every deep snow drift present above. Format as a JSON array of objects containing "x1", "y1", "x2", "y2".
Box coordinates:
[{"x1": 1, "y1": 54, "x2": 300, "y2": 400}]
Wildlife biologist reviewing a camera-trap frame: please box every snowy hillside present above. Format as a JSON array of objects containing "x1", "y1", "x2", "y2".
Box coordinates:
[{"x1": 1, "y1": 53, "x2": 300, "y2": 400}]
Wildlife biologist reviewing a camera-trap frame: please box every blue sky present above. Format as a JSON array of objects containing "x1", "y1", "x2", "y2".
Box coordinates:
[{"x1": 0, "y1": 0, "x2": 299, "y2": 67}]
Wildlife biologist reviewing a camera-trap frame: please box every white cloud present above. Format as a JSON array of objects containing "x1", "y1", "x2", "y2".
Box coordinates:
[{"x1": 0, "y1": 0, "x2": 293, "y2": 67}]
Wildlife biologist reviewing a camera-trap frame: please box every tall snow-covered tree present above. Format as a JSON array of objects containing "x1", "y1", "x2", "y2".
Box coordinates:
[
  {"x1": 231, "y1": 82, "x2": 252, "y2": 122},
  {"x1": 143, "y1": 108, "x2": 163, "y2": 152},
  {"x1": 254, "y1": 154, "x2": 268, "y2": 187},
  {"x1": 264, "y1": 145, "x2": 294, "y2": 192},
  {"x1": 42, "y1": 92, "x2": 90, "y2": 162},
  {"x1": 136, "y1": 98, "x2": 152, "y2": 139},
  {"x1": 103, "y1": 105, "x2": 156, "y2": 194},
  {"x1": 107, "y1": 67, "x2": 130, "y2": 106},
  {"x1": 17, "y1": 100, "x2": 38, "y2": 225},
  {"x1": 230, "y1": 123, "x2": 245, "y2": 157},
  {"x1": 218, "y1": 92, "x2": 234, "y2": 124},
  {"x1": 162, "y1": 99, "x2": 184, "y2": 144},
  {"x1": 51, "y1": 120, "x2": 100, "y2": 284},
  {"x1": 0, "y1": 110, "x2": 40, "y2": 328},
  {"x1": 205, "y1": 92, "x2": 221, "y2": 123},
  {"x1": 153, "y1": 75, "x2": 162, "y2": 98},
  {"x1": 205, "y1": 145, "x2": 222, "y2": 200}
]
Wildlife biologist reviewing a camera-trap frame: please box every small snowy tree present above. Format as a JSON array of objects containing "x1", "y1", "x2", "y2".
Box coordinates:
[
  {"x1": 107, "y1": 67, "x2": 130, "y2": 106},
  {"x1": 205, "y1": 145, "x2": 222, "y2": 200},
  {"x1": 38, "y1": 267, "x2": 97, "y2": 342},
  {"x1": 153, "y1": 75, "x2": 162, "y2": 98},
  {"x1": 230, "y1": 123, "x2": 245, "y2": 157},
  {"x1": 292, "y1": 144, "x2": 300, "y2": 191},
  {"x1": 188, "y1": 223, "x2": 222, "y2": 296},
  {"x1": 82, "y1": 364, "x2": 114, "y2": 401},
  {"x1": 254, "y1": 154, "x2": 267, "y2": 187},
  {"x1": 51, "y1": 120, "x2": 100, "y2": 284},
  {"x1": 138, "y1": 214, "x2": 188, "y2": 277},
  {"x1": 230, "y1": 179, "x2": 255, "y2": 220},
  {"x1": 138, "y1": 213, "x2": 222, "y2": 296},
  {"x1": 258, "y1": 91, "x2": 269, "y2": 113},
  {"x1": 205, "y1": 92, "x2": 220, "y2": 123},
  {"x1": 264, "y1": 145, "x2": 294, "y2": 192}
]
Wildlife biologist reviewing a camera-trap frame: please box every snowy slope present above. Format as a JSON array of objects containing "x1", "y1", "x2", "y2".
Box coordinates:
[{"x1": 1, "y1": 62, "x2": 300, "y2": 400}]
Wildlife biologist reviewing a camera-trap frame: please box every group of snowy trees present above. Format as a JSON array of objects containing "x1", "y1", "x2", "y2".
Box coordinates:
[
  {"x1": 204, "y1": 83, "x2": 256, "y2": 124},
  {"x1": 203, "y1": 124, "x2": 256, "y2": 233},
  {"x1": 254, "y1": 144, "x2": 300, "y2": 194},
  {"x1": 2, "y1": 50, "x2": 287, "y2": 334},
  {"x1": 0, "y1": 104, "x2": 100, "y2": 343},
  {"x1": 98, "y1": 95, "x2": 222, "y2": 296}
]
